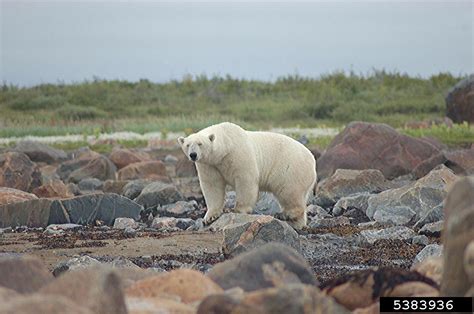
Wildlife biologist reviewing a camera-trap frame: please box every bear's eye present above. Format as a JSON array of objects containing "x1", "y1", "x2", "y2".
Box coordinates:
[
  {"x1": 186, "y1": 144, "x2": 190, "y2": 148},
  {"x1": 198, "y1": 143, "x2": 202, "y2": 146}
]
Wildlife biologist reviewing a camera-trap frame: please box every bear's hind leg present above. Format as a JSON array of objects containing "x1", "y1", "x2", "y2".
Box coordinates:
[{"x1": 275, "y1": 193, "x2": 308, "y2": 230}]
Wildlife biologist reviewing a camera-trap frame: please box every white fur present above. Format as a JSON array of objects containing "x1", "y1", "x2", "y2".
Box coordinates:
[{"x1": 178, "y1": 122, "x2": 317, "y2": 229}]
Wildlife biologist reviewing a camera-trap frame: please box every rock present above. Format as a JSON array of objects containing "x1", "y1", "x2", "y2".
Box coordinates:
[
  {"x1": 464, "y1": 241, "x2": 474, "y2": 296},
  {"x1": 445, "y1": 149, "x2": 474, "y2": 175},
  {"x1": 352, "y1": 302, "x2": 379, "y2": 314},
  {"x1": 102, "y1": 180, "x2": 129, "y2": 194},
  {"x1": 414, "y1": 244, "x2": 443, "y2": 265},
  {"x1": 39, "y1": 165, "x2": 60, "y2": 183},
  {"x1": 308, "y1": 216, "x2": 350, "y2": 228},
  {"x1": 412, "y1": 235, "x2": 429, "y2": 246},
  {"x1": 413, "y1": 204, "x2": 444, "y2": 229},
  {"x1": 372, "y1": 206, "x2": 416, "y2": 226},
  {"x1": 135, "y1": 182, "x2": 184, "y2": 208},
  {"x1": 0, "y1": 152, "x2": 41, "y2": 192},
  {"x1": 386, "y1": 281, "x2": 439, "y2": 297},
  {"x1": 0, "y1": 187, "x2": 38, "y2": 205},
  {"x1": 40, "y1": 268, "x2": 127, "y2": 314},
  {"x1": 306, "y1": 204, "x2": 330, "y2": 217},
  {"x1": 150, "y1": 217, "x2": 194, "y2": 231},
  {"x1": 121, "y1": 179, "x2": 151, "y2": 200},
  {"x1": 159, "y1": 200, "x2": 198, "y2": 218},
  {"x1": 48, "y1": 193, "x2": 143, "y2": 226},
  {"x1": 108, "y1": 257, "x2": 140, "y2": 270},
  {"x1": 32, "y1": 179, "x2": 73, "y2": 198},
  {"x1": 208, "y1": 242, "x2": 317, "y2": 292},
  {"x1": 198, "y1": 284, "x2": 349, "y2": 314},
  {"x1": 109, "y1": 148, "x2": 152, "y2": 169},
  {"x1": 343, "y1": 208, "x2": 371, "y2": 225},
  {"x1": 0, "y1": 255, "x2": 53, "y2": 293},
  {"x1": 117, "y1": 160, "x2": 168, "y2": 181},
  {"x1": 77, "y1": 178, "x2": 103, "y2": 191},
  {"x1": 68, "y1": 155, "x2": 117, "y2": 183},
  {"x1": 113, "y1": 217, "x2": 138, "y2": 230},
  {"x1": 316, "y1": 169, "x2": 388, "y2": 207},
  {"x1": 411, "y1": 256, "x2": 443, "y2": 286},
  {"x1": 0, "y1": 286, "x2": 18, "y2": 303},
  {"x1": 175, "y1": 158, "x2": 197, "y2": 177},
  {"x1": 412, "y1": 152, "x2": 447, "y2": 179},
  {"x1": 126, "y1": 297, "x2": 194, "y2": 314},
  {"x1": 208, "y1": 213, "x2": 264, "y2": 231},
  {"x1": 358, "y1": 226, "x2": 416, "y2": 245},
  {"x1": 126, "y1": 269, "x2": 223, "y2": 304},
  {"x1": 446, "y1": 74, "x2": 474, "y2": 123},
  {"x1": 164, "y1": 154, "x2": 179, "y2": 163},
  {"x1": 11, "y1": 141, "x2": 67, "y2": 164},
  {"x1": 53, "y1": 256, "x2": 102, "y2": 276},
  {"x1": 441, "y1": 177, "x2": 474, "y2": 296},
  {"x1": 332, "y1": 193, "x2": 370, "y2": 216},
  {"x1": 317, "y1": 122, "x2": 441, "y2": 180},
  {"x1": 419, "y1": 221, "x2": 443, "y2": 237},
  {"x1": 0, "y1": 294, "x2": 93, "y2": 314},
  {"x1": 367, "y1": 165, "x2": 458, "y2": 222},
  {"x1": 0, "y1": 198, "x2": 54, "y2": 228},
  {"x1": 322, "y1": 268, "x2": 438, "y2": 311},
  {"x1": 222, "y1": 216, "x2": 300, "y2": 257},
  {"x1": 225, "y1": 191, "x2": 282, "y2": 216},
  {"x1": 57, "y1": 149, "x2": 101, "y2": 181}
]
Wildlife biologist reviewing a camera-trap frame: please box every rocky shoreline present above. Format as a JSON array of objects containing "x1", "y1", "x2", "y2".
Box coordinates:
[{"x1": 0, "y1": 121, "x2": 473, "y2": 313}]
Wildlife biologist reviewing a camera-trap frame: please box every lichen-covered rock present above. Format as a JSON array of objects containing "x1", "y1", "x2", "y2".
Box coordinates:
[
  {"x1": 446, "y1": 74, "x2": 474, "y2": 123},
  {"x1": 11, "y1": 141, "x2": 67, "y2": 164},
  {"x1": 0, "y1": 187, "x2": 38, "y2": 205},
  {"x1": 109, "y1": 148, "x2": 152, "y2": 169},
  {"x1": 117, "y1": 161, "x2": 168, "y2": 181},
  {"x1": 32, "y1": 179, "x2": 73, "y2": 198},
  {"x1": 0, "y1": 152, "x2": 42, "y2": 192},
  {"x1": 134, "y1": 182, "x2": 184, "y2": 208}
]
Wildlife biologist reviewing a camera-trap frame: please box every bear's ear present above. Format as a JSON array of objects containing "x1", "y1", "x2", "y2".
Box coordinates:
[
  {"x1": 209, "y1": 134, "x2": 215, "y2": 142},
  {"x1": 178, "y1": 137, "x2": 185, "y2": 145}
]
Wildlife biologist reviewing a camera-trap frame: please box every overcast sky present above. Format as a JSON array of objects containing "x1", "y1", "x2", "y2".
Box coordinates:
[{"x1": 1, "y1": 1, "x2": 472, "y2": 86}]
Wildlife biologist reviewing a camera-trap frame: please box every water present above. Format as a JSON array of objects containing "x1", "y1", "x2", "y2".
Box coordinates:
[{"x1": 1, "y1": 1, "x2": 472, "y2": 87}]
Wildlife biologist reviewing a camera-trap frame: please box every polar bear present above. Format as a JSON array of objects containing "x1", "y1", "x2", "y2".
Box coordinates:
[{"x1": 178, "y1": 122, "x2": 317, "y2": 229}]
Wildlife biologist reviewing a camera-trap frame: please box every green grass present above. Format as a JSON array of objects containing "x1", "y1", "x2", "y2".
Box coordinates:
[
  {"x1": 401, "y1": 123, "x2": 474, "y2": 147},
  {"x1": 0, "y1": 70, "x2": 471, "y2": 149}
]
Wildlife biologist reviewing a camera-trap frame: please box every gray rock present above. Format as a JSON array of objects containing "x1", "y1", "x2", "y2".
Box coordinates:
[
  {"x1": 150, "y1": 217, "x2": 193, "y2": 231},
  {"x1": 308, "y1": 216, "x2": 350, "y2": 228},
  {"x1": 44, "y1": 223, "x2": 82, "y2": 235},
  {"x1": 113, "y1": 217, "x2": 138, "y2": 230},
  {"x1": 121, "y1": 179, "x2": 151, "y2": 200},
  {"x1": 135, "y1": 181, "x2": 184, "y2": 208},
  {"x1": 367, "y1": 166, "x2": 458, "y2": 221},
  {"x1": 413, "y1": 244, "x2": 443, "y2": 265},
  {"x1": 333, "y1": 193, "x2": 371, "y2": 216},
  {"x1": 68, "y1": 155, "x2": 117, "y2": 183},
  {"x1": 358, "y1": 226, "x2": 416, "y2": 245},
  {"x1": 315, "y1": 169, "x2": 388, "y2": 207},
  {"x1": 77, "y1": 178, "x2": 104, "y2": 191},
  {"x1": 209, "y1": 213, "x2": 267, "y2": 232},
  {"x1": 222, "y1": 215, "x2": 300, "y2": 257},
  {"x1": 413, "y1": 204, "x2": 444, "y2": 229},
  {"x1": 412, "y1": 235, "x2": 430, "y2": 246},
  {"x1": 207, "y1": 242, "x2": 317, "y2": 292},
  {"x1": 373, "y1": 205, "x2": 416, "y2": 226},
  {"x1": 0, "y1": 255, "x2": 53, "y2": 293},
  {"x1": 225, "y1": 191, "x2": 281, "y2": 215},
  {"x1": 108, "y1": 257, "x2": 140, "y2": 269},
  {"x1": 343, "y1": 208, "x2": 370, "y2": 225},
  {"x1": 11, "y1": 141, "x2": 67, "y2": 164},
  {"x1": 419, "y1": 221, "x2": 443, "y2": 237},
  {"x1": 49, "y1": 193, "x2": 143, "y2": 226},
  {"x1": 159, "y1": 200, "x2": 198, "y2": 218},
  {"x1": 306, "y1": 204, "x2": 331, "y2": 218},
  {"x1": 164, "y1": 154, "x2": 178, "y2": 163},
  {"x1": 53, "y1": 256, "x2": 102, "y2": 276}
]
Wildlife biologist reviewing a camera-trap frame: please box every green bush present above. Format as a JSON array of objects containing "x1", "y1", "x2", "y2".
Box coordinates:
[
  {"x1": 56, "y1": 104, "x2": 106, "y2": 120},
  {"x1": 9, "y1": 95, "x2": 66, "y2": 111}
]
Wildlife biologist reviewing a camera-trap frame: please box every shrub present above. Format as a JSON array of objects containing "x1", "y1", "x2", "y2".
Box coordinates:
[{"x1": 56, "y1": 104, "x2": 106, "y2": 120}]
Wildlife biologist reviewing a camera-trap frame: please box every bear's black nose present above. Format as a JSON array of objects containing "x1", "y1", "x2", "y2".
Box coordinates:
[{"x1": 189, "y1": 152, "x2": 197, "y2": 161}]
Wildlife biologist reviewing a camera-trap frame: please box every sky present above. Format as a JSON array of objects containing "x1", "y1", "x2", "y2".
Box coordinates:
[{"x1": 1, "y1": 0, "x2": 473, "y2": 86}]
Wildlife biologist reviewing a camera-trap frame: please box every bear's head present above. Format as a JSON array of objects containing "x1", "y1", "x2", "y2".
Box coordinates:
[{"x1": 178, "y1": 133, "x2": 215, "y2": 163}]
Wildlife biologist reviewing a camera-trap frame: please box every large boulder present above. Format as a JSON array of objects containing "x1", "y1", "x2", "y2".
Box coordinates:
[
  {"x1": 117, "y1": 160, "x2": 168, "y2": 181},
  {"x1": 11, "y1": 141, "x2": 67, "y2": 164},
  {"x1": 441, "y1": 176, "x2": 474, "y2": 296},
  {"x1": 445, "y1": 149, "x2": 474, "y2": 175},
  {"x1": 0, "y1": 255, "x2": 53, "y2": 293},
  {"x1": 208, "y1": 242, "x2": 317, "y2": 292},
  {"x1": 109, "y1": 148, "x2": 151, "y2": 169},
  {"x1": 134, "y1": 181, "x2": 184, "y2": 208},
  {"x1": 316, "y1": 169, "x2": 388, "y2": 207},
  {"x1": 32, "y1": 179, "x2": 73, "y2": 198},
  {"x1": 57, "y1": 149, "x2": 101, "y2": 180},
  {"x1": 0, "y1": 187, "x2": 38, "y2": 206},
  {"x1": 222, "y1": 216, "x2": 300, "y2": 257},
  {"x1": 126, "y1": 269, "x2": 223, "y2": 304},
  {"x1": 366, "y1": 166, "x2": 458, "y2": 224},
  {"x1": 68, "y1": 155, "x2": 117, "y2": 183},
  {"x1": 175, "y1": 158, "x2": 197, "y2": 177},
  {"x1": 0, "y1": 193, "x2": 142, "y2": 228},
  {"x1": 0, "y1": 152, "x2": 41, "y2": 192},
  {"x1": 317, "y1": 122, "x2": 440, "y2": 180},
  {"x1": 446, "y1": 74, "x2": 474, "y2": 123},
  {"x1": 39, "y1": 268, "x2": 127, "y2": 314}
]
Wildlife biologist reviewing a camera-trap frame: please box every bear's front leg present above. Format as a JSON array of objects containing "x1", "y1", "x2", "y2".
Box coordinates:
[
  {"x1": 196, "y1": 163, "x2": 226, "y2": 225},
  {"x1": 234, "y1": 177, "x2": 259, "y2": 214}
]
